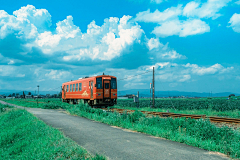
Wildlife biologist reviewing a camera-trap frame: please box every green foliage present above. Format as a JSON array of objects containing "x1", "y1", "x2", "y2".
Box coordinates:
[
  {"x1": 0, "y1": 103, "x2": 13, "y2": 113},
  {"x1": 42, "y1": 103, "x2": 64, "y2": 109},
  {"x1": 116, "y1": 98, "x2": 240, "y2": 118},
  {"x1": 3, "y1": 98, "x2": 240, "y2": 158},
  {"x1": 0, "y1": 109, "x2": 105, "y2": 160},
  {"x1": 67, "y1": 104, "x2": 240, "y2": 159},
  {"x1": 117, "y1": 98, "x2": 240, "y2": 111}
]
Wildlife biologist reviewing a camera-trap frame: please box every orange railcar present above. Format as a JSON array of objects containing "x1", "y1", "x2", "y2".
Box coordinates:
[{"x1": 62, "y1": 75, "x2": 117, "y2": 107}]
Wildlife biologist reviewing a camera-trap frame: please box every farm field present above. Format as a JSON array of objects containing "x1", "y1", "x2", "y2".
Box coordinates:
[
  {"x1": 0, "y1": 103, "x2": 105, "y2": 160},
  {"x1": 115, "y1": 97, "x2": 240, "y2": 118},
  {"x1": 2, "y1": 98, "x2": 240, "y2": 159}
]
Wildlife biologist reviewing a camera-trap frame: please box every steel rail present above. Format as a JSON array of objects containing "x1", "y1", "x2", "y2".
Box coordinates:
[{"x1": 102, "y1": 108, "x2": 240, "y2": 124}]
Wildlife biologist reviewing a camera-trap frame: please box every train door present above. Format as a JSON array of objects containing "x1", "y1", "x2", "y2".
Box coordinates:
[
  {"x1": 90, "y1": 81, "x2": 93, "y2": 99},
  {"x1": 63, "y1": 85, "x2": 66, "y2": 99},
  {"x1": 103, "y1": 80, "x2": 110, "y2": 98}
]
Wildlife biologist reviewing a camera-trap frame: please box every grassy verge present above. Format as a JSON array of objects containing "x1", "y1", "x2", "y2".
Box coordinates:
[
  {"x1": 1, "y1": 99, "x2": 63, "y2": 109},
  {"x1": 0, "y1": 108, "x2": 105, "y2": 160}
]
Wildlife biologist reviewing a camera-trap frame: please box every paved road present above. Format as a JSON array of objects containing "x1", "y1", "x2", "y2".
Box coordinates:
[{"x1": 1, "y1": 100, "x2": 229, "y2": 160}]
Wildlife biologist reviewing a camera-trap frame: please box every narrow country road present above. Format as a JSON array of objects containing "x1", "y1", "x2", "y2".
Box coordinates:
[{"x1": 1, "y1": 100, "x2": 229, "y2": 160}]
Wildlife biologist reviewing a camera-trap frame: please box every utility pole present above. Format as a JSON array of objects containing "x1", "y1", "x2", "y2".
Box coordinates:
[
  {"x1": 150, "y1": 83, "x2": 152, "y2": 107},
  {"x1": 37, "y1": 85, "x2": 39, "y2": 106},
  {"x1": 152, "y1": 67, "x2": 155, "y2": 108}
]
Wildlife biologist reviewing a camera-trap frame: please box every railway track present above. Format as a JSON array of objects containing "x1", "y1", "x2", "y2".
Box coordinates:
[
  {"x1": 4, "y1": 100, "x2": 240, "y2": 124},
  {"x1": 102, "y1": 108, "x2": 240, "y2": 124}
]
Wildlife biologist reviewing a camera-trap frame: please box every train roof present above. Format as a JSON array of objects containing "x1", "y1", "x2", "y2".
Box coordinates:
[{"x1": 63, "y1": 75, "x2": 116, "y2": 84}]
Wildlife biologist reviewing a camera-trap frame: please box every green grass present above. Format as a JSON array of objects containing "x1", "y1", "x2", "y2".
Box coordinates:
[
  {"x1": 0, "y1": 108, "x2": 105, "y2": 160},
  {"x1": 66, "y1": 103, "x2": 240, "y2": 159},
  {"x1": 2, "y1": 98, "x2": 240, "y2": 158},
  {"x1": 117, "y1": 97, "x2": 240, "y2": 112},
  {"x1": 2, "y1": 98, "x2": 65, "y2": 109}
]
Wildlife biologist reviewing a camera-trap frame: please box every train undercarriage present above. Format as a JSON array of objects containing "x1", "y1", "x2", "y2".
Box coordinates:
[{"x1": 62, "y1": 98, "x2": 117, "y2": 107}]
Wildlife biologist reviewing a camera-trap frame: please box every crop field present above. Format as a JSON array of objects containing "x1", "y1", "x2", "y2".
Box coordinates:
[
  {"x1": 1, "y1": 98, "x2": 240, "y2": 158},
  {"x1": 115, "y1": 97, "x2": 240, "y2": 118}
]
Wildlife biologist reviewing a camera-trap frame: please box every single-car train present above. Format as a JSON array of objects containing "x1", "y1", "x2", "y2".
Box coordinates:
[{"x1": 62, "y1": 74, "x2": 117, "y2": 107}]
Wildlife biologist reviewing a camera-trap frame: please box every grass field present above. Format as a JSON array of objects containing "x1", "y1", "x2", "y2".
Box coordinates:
[
  {"x1": 2, "y1": 98, "x2": 240, "y2": 159},
  {"x1": 115, "y1": 97, "x2": 240, "y2": 118},
  {"x1": 0, "y1": 103, "x2": 105, "y2": 160}
]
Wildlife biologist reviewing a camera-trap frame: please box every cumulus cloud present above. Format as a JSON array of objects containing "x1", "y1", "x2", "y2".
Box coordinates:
[
  {"x1": 236, "y1": 0, "x2": 240, "y2": 5},
  {"x1": 146, "y1": 38, "x2": 186, "y2": 59},
  {"x1": 135, "y1": 5, "x2": 182, "y2": 23},
  {"x1": 0, "y1": 10, "x2": 37, "y2": 39},
  {"x1": 34, "y1": 15, "x2": 144, "y2": 60},
  {"x1": 183, "y1": 0, "x2": 231, "y2": 19},
  {"x1": 45, "y1": 69, "x2": 71, "y2": 80},
  {"x1": 184, "y1": 63, "x2": 234, "y2": 75},
  {"x1": 228, "y1": 13, "x2": 240, "y2": 33},
  {"x1": 135, "y1": 0, "x2": 231, "y2": 37},
  {"x1": 13, "y1": 5, "x2": 52, "y2": 32},
  {"x1": 152, "y1": 19, "x2": 210, "y2": 37},
  {"x1": 150, "y1": 0, "x2": 164, "y2": 4}
]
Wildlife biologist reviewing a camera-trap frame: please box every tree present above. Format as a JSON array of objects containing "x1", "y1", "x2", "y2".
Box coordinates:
[
  {"x1": 229, "y1": 94, "x2": 235, "y2": 98},
  {"x1": 28, "y1": 92, "x2": 31, "y2": 95}
]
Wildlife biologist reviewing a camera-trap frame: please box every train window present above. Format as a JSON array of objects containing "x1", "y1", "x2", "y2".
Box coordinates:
[
  {"x1": 70, "y1": 84, "x2": 72, "y2": 92},
  {"x1": 105, "y1": 83, "x2": 109, "y2": 89},
  {"x1": 79, "y1": 83, "x2": 82, "y2": 91},
  {"x1": 111, "y1": 78, "x2": 117, "y2": 89},
  {"x1": 96, "y1": 77, "x2": 102, "y2": 89},
  {"x1": 73, "y1": 84, "x2": 75, "y2": 92},
  {"x1": 76, "y1": 83, "x2": 78, "y2": 91},
  {"x1": 67, "y1": 85, "x2": 69, "y2": 92}
]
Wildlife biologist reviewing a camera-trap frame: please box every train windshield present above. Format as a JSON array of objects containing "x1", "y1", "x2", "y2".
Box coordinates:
[
  {"x1": 96, "y1": 77, "x2": 102, "y2": 89},
  {"x1": 111, "y1": 78, "x2": 117, "y2": 89}
]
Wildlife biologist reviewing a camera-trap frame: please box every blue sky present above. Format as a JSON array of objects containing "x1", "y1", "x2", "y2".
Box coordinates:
[{"x1": 0, "y1": 0, "x2": 240, "y2": 93}]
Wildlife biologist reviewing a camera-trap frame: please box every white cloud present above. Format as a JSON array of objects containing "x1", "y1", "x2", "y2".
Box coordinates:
[
  {"x1": 179, "y1": 75, "x2": 191, "y2": 82},
  {"x1": 45, "y1": 70, "x2": 71, "y2": 80},
  {"x1": 147, "y1": 38, "x2": 164, "y2": 50},
  {"x1": 183, "y1": 0, "x2": 231, "y2": 19},
  {"x1": 228, "y1": 13, "x2": 240, "y2": 33},
  {"x1": 135, "y1": 0, "x2": 230, "y2": 38},
  {"x1": 135, "y1": 5, "x2": 182, "y2": 23},
  {"x1": 184, "y1": 63, "x2": 233, "y2": 75},
  {"x1": 236, "y1": 0, "x2": 240, "y2": 5},
  {"x1": 161, "y1": 50, "x2": 186, "y2": 59},
  {"x1": 152, "y1": 19, "x2": 210, "y2": 37},
  {"x1": 0, "y1": 65, "x2": 26, "y2": 77},
  {"x1": 0, "y1": 10, "x2": 38, "y2": 39},
  {"x1": 150, "y1": 0, "x2": 164, "y2": 4},
  {"x1": 61, "y1": 15, "x2": 144, "y2": 61},
  {"x1": 56, "y1": 16, "x2": 80, "y2": 38},
  {"x1": 147, "y1": 38, "x2": 186, "y2": 59},
  {"x1": 13, "y1": 5, "x2": 52, "y2": 32}
]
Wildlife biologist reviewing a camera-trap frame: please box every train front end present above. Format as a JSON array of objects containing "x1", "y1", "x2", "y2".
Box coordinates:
[{"x1": 93, "y1": 75, "x2": 117, "y2": 107}]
